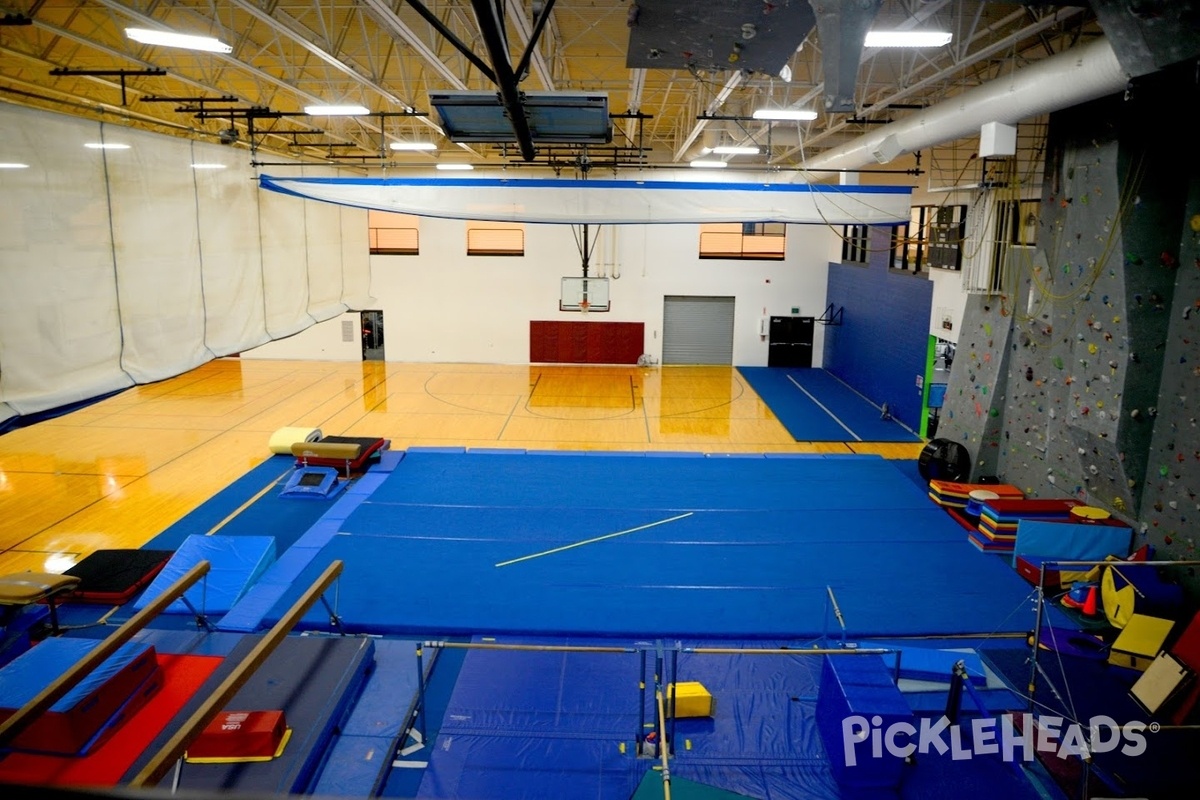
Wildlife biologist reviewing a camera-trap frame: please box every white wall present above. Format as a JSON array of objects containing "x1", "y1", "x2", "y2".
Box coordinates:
[
  {"x1": 265, "y1": 215, "x2": 841, "y2": 366},
  {"x1": 928, "y1": 267, "x2": 969, "y2": 344}
]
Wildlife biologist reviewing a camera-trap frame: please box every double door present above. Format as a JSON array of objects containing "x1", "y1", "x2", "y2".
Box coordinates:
[{"x1": 767, "y1": 316, "x2": 814, "y2": 368}]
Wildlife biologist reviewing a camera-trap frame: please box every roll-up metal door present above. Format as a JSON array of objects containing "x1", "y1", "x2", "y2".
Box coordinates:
[{"x1": 661, "y1": 295, "x2": 735, "y2": 365}]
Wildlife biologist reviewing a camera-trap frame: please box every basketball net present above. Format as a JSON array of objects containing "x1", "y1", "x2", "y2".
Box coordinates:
[{"x1": 579, "y1": 298, "x2": 590, "y2": 315}]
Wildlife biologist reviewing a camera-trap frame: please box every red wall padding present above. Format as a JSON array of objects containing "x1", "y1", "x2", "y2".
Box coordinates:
[{"x1": 530, "y1": 321, "x2": 644, "y2": 364}]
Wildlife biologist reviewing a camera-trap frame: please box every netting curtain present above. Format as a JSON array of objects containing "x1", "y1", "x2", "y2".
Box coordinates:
[{"x1": 0, "y1": 102, "x2": 370, "y2": 425}]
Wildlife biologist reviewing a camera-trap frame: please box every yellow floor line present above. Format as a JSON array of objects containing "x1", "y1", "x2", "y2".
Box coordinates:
[{"x1": 495, "y1": 512, "x2": 693, "y2": 567}]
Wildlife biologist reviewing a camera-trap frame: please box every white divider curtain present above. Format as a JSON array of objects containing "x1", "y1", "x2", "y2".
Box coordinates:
[
  {"x1": 0, "y1": 102, "x2": 370, "y2": 425},
  {"x1": 259, "y1": 175, "x2": 914, "y2": 225}
]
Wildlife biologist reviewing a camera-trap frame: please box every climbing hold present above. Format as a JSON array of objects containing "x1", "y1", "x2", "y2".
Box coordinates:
[{"x1": 1053, "y1": 356, "x2": 1064, "y2": 369}]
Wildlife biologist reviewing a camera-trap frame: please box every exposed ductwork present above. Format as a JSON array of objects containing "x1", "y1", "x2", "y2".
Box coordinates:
[{"x1": 799, "y1": 35, "x2": 1129, "y2": 174}]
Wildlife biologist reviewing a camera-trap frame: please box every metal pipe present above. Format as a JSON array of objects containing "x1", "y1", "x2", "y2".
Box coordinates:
[
  {"x1": 415, "y1": 642, "x2": 427, "y2": 741},
  {"x1": 0, "y1": 561, "x2": 212, "y2": 747},
  {"x1": 423, "y1": 641, "x2": 636, "y2": 653},
  {"x1": 129, "y1": 560, "x2": 344, "y2": 787},
  {"x1": 637, "y1": 648, "x2": 647, "y2": 751},
  {"x1": 655, "y1": 689, "x2": 672, "y2": 800},
  {"x1": 686, "y1": 647, "x2": 894, "y2": 655},
  {"x1": 668, "y1": 645, "x2": 678, "y2": 755},
  {"x1": 1028, "y1": 567, "x2": 1048, "y2": 711}
]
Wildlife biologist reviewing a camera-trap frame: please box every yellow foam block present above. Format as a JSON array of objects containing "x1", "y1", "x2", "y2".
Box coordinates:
[
  {"x1": 268, "y1": 426, "x2": 322, "y2": 454},
  {"x1": 669, "y1": 682, "x2": 713, "y2": 718},
  {"x1": 1109, "y1": 614, "x2": 1175, "y2": 672}
]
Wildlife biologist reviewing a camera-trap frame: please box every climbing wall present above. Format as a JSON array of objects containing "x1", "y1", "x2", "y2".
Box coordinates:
[
  {"x1": 938, "y1": 64, "x2": 1198, "y2": 580},
  {"x1": 936, "y1": 296, "x2": 1013, "y2": 478},
  {"x1": 1140, "y1": 176, "x2": 1200, "y2": 571}
]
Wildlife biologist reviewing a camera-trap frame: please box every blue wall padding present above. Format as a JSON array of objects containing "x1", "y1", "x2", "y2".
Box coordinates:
[
  {"x1": 738, "y1": 367, "x2": 920, "y2": 442},
  {"x1": 255, "y1": 451, "x2": 1048, "y2": 638},
  {"x1": 311, "y1": 638, "x2": 424, "y2": 797},
  {"x1": 132, "y1": 534, "x2": 275, "y2": 615},
  {"x1": 823, "y1": 238, "x2": 934, "y2": 432},
  {"x1": 126, "y1": 635, "x2": 375, "y2": 794},
  {"x1": 1011, "y1": 519, "x2": 1133, "y2": 566}
]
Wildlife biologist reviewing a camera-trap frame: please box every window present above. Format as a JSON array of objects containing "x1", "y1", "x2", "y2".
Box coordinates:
[
  {"x1": 926, "y1": 205, "x2": 966, "y2": 271},
  {"x1": 1007, "y1": 199, "x2": 1040, "y2": 246},
  {"x1": 467, "y1": 221, "x2": 525, "y2": 256},
  {"x1": 368, "y1": 210, "x2": 419, "y2": 255},
  {"x1": 699, "y1": 222, "x2": 786, "y2": 260},
  {"x1": 842, "y1": 224, "x2": 868, "y2": 264},
  {"x1": 891, "y1": 205, "x2": 966, "y2": 272}
]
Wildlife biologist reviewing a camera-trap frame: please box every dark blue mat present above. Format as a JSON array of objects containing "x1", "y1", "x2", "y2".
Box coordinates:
[
  {"x1": 413, "y1": 637, "x2": 1042, "y2": 800},
  {"x1": 123, "y1": 634, "x2": 375, "y2": 794},
  {"x1": 257, "y1": 451, "x2": 1047, "y2": 639},
  {"x1": 738, "y1": 367, "x2": 920, "y2": 442},
  {"x1": 142, "y1": 455, "x2": 330, "y2": 552}
]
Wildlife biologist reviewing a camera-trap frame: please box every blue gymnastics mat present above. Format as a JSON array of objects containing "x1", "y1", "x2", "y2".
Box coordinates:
[
  {"x1": 413, "y1": 637, "x2": 1042, "y2": 800},
  {"x1": 738, "y1": 367, "x2": 920, "y2": 442},
  {"x1": 255, "y1": 451, "x2": 1049, "y2": 639},
  {"x1": 142, "y1": 455, "x2": 337, "y2": 553}
]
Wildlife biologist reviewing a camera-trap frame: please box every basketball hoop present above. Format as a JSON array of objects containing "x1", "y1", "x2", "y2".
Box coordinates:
[{"x1": 579, "y1": 298, "x2": 590, "y2": 315}]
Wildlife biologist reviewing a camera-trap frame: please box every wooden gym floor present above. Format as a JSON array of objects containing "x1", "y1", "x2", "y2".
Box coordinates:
[{"x1": 0, "y1": 359, "x2": 924, "y2": 576}]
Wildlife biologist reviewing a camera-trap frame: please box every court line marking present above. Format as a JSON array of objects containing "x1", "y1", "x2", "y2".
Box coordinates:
[
  {"x1": 785, "y1": 374, "x2": 861, "y2": 442},
  {"x1": 495, "y1": 512, "x2": 694, "y2": 567},
  {"x1": 823, "y1": 369, "x2": 921, "y2": 440},
  {"x1": 206, "y1": 467, "x2": 293, "y2": 535}
]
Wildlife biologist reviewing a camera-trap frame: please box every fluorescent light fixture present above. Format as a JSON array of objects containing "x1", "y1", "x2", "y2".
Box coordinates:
[
  {"x1": 712, "y1": 146, "x2": 760, "y2": 155},
  {"x1": 435, "y1": 163, "x2": 474, "y2": 171},
  {"x1": 0, "y1": 163, "x2": 30, "y2": 169},
  {"x1": 689, "y1": 159, "x2": 728, "y2": 169},
  {"x1": 84, "y1": 142, "x2": 130, "y2": 150},
  {"x1": 125, "y1": 27, "x2": 232, "y2": 53},
  {"x1": 752, "y1": 108, "x2": 818, "y2": 121},
  {"x1": 191, "y1": 163, "x2": 226, "y2": 170},
  {"x1": 304, "y1": 104, "x2": 370, "y2": 116},
  {"x1": 389, "y1": 141, "x2": 437, "y2": 151},
  {"x1": 865, "y1": 30, "x2": 952, "y2": 48}
]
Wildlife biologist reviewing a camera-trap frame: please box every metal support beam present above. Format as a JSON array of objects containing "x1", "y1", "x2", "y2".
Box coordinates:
[
  {"x1": 399, "y1": 0, "x2": 496, "y2": 83},
  {"x1": 469, "y1": 0, "x2": 537, "y2": 161},
  {"x1": 513, "y1": 0, "x2": 557, "y2": 87}
]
